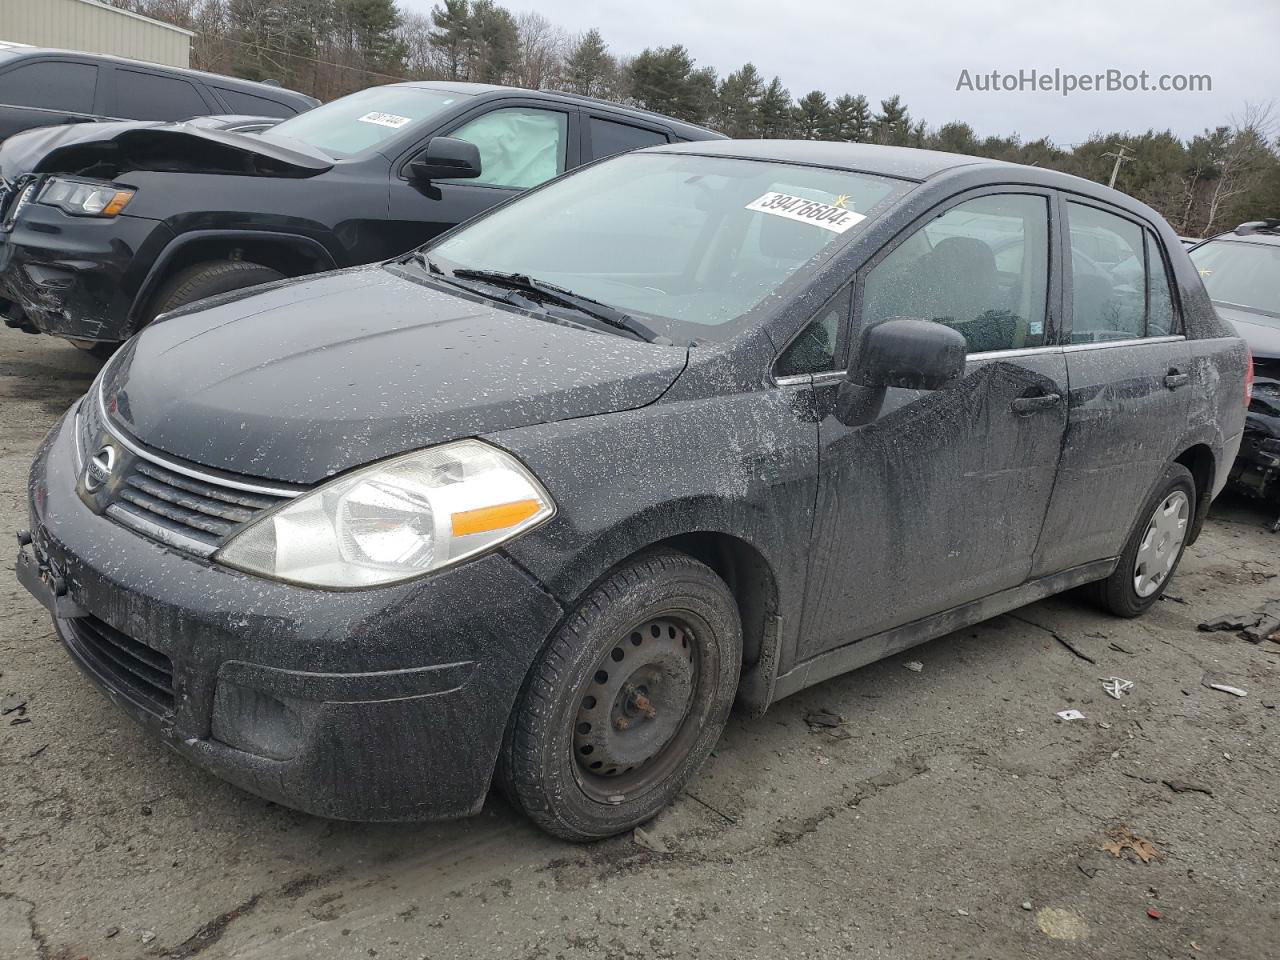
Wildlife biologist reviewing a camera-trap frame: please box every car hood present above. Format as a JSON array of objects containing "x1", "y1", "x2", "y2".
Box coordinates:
[
  {"x1": 101, "y1": 268, "x2": 688, "y2": 485},
  {"x1": 1216, "y1": 303, "x2": 1280, "y2": 360},
  {"x1": 0, "y1": 119, "x2": 332, "y2": 181}
]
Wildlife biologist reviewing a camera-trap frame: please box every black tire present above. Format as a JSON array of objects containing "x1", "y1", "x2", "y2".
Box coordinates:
[
  {"x1": 1093, "y1": 462, "x2": 1196, "y2": 617},
  {"x1": 146, "y1": 260, "x2": 284, "y2": 324},
  {"x1": 499, "y1": 550, "x2": 742, "y2": 841}
]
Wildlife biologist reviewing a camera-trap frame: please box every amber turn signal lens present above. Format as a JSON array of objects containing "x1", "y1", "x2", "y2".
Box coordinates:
[
  {"x1": 451, "y1": 499, "x2": 542, "y2": 536},
  {"x1": 102, "y1": 191, "x2": 134, "y2": 216}
]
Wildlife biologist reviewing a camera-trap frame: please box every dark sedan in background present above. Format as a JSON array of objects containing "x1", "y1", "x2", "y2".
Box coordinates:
[
  {"x1": 17, "y1": 140, "x2": 1246, "y2": 839},
  {"x1": 0, "y1": 81, "x2": 722, "y2": 353}
]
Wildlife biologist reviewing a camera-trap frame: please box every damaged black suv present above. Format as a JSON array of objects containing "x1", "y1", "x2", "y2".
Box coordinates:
[{"x1": 0, "y1": 81, "x2": 721, "y2": 352}]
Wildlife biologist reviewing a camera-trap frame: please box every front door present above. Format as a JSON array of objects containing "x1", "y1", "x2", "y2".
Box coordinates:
[
  {"x1": 798, "y1": 189, "x2": 1068, "y2": 659},
  {"x1": 383, "y1": 102, "x2": 579, "y2": 259}
]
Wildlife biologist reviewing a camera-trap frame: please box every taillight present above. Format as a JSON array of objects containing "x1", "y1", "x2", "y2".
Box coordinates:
[{"x1": 1245, "y1": 346, "x2": 1254, "y2": 406}]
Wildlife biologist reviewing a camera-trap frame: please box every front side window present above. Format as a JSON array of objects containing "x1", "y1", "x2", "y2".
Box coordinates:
[
  {"x1": 861, "y1": 193, "x2": 1050, "y2": 353},
  {"x1": 776, "y1": 286, "x2": 851, "y2": 376},
  {"x1": 0, "y1": 61, "x2": 97, "y2": 114},
  {"x1": 115, "y1": 70, "x2": 208, "y2": 121},
  {"x1": 263, "y1": 86, "x2": 468, "y2": 158},
  {"x1": 1190, "y1": 238, "x2": 1280, "y2": 319},
  {"x1": 426, "y1": 152, "x2": 907, "y2": 344},
  {"x1": 447, "y1": 107, "x2": 568, "y2": 189}
]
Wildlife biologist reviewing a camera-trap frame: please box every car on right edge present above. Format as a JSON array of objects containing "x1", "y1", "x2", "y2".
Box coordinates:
[{"x1": 1189, "y1": 220, "x2": 1280, "y2": 524}]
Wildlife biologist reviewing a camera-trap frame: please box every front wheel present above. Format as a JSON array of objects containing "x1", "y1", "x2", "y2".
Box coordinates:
[
  {"x1": 499, "y1": 550, "x2": 742, "y2": 841},
  {"x1": 145, "y1": 260, "x2": 285, "y2": 325},
  {"x1": 1093, "y1": 462, "x2": 1196, "y2": 617}
]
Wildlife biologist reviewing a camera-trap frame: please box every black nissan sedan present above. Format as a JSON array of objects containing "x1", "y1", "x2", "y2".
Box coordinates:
[{"x1": 17, "y1": 141, "x2": 1247, "y2": 840}]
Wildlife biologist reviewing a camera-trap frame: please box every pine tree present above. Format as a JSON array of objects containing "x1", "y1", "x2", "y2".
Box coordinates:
[
  {"x1": 793, "y1": 90, "x2": 830, "y2": 140},
  {"x1": 466, "y1": 0, "x2": 517, "y2": 83},
  {"x1": 716, "y1": 62, "x2": 764, "y2": 138},
  {"x1": 873, "y1": 95, "x2": 910, "y2": 145},
  {"x1": 755, "y1": 77, "x2": 792, "y2": 138},
  {"x1": 428, "y1": 0, "x2": 469, "y2": 80},
  {"x1": 628, "y1": 45, "x2": 715, "y2": 124},
  {"x1": 564, "y1": 28, "x2": 612, "y2": 97}
]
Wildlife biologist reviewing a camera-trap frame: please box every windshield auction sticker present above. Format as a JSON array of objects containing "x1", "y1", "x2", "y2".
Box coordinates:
[
  {"x1": 745, "y1": 192, "x2": 867, "y2": 233},
  {"x1": 357, "y1": 112, "x2": 412, "y2": 128}
]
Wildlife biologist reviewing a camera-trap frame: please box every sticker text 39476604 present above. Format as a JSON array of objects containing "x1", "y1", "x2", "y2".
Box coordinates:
[{"x1": 745, "y1": 192, "x2": 868, "y2": 234}]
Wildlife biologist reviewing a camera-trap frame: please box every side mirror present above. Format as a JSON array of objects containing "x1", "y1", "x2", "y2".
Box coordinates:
[
  {"x1": 836, "y1": 318, "x2": 967, "y2": 426},
  {"x1": 408, "y1": 136, "x2": 482, "y2": 182}
]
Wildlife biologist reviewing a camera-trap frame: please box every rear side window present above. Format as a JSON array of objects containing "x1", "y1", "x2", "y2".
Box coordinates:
[
  {"x1": 448, "y1": 107, "x2": 568, "y2": 189},
  {"x1": 0, "y1": 60, "x2": 97, "y2": 113},
  {"x1": 861, "y1": 193, "x2": 1050, "y2": 353},
  {"x1": 115, "y1": 69, "x2": 209, "y2": 121},
  {"x1": 1066, "y1": 202, "x2": 1148, "y2": 341},
  {"x1": 589, "y1": 118, "x2": 667, "y2": 160},
  {"x1": 213, "y1": 87, "x2": 295, "y2": 118},
  {"x1": 1146, "y1": 230, "x2": 1177, "y2": 336}
]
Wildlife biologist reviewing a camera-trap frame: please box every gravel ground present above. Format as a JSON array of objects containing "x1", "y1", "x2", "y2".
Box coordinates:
[{"x1": 1, "y1": 324, "x2": 1277, "y2": 960}]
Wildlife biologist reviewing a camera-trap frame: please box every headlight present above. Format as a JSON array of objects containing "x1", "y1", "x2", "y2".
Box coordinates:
[
  {"x1": 38, "y1": 177, "x2": 135, "y2": 217},
  {"x1": 216, "y1": 440, "x2": 554, "y2": 588}
]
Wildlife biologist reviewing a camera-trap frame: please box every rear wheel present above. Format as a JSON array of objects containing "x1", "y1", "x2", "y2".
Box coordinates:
[
  {"x1": 499, "y1": 550, "x2": 741, "y2": 841},
  {"x1": 1093, "y1": 462, "x2": 1195, "y2": 617},
  {"x1": 146, "y1": 260, "x2": 284, "y2": 324}
]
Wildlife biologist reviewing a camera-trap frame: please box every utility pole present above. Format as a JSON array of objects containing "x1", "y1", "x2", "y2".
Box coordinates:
[{"x1": 1101, "y1": 145, "x2": 1133, "y2": 189}]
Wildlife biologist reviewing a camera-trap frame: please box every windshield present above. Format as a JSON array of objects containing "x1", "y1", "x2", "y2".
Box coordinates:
[
  {"x1": 261, "y1": 86, "x2": 468, "y2": 158},
  {"x1": 1190, "y1": 238, "x2": 1280, "y2": 319},
  {"x1": 425, "y1": 152, "x2": 906, "y2": 342}
]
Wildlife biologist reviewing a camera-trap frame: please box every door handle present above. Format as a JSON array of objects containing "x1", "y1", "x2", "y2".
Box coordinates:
[
  {"x1": 1010, "y1": 392, "x2": 1062, "y2": 414},
  {"x1": 1164, "y1": 370, "x2": 1190, "y2": 389}
]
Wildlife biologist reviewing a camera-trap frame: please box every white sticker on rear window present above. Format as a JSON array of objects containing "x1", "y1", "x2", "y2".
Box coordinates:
[
  {"x1": 357, "y1": 111, "x2": 412, "y2": 129},
  {"x1": 745, "y1": 192, "x2": 867, "y2": 234}
]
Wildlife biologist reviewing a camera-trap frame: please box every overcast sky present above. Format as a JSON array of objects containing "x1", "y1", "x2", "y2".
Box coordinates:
[{"x1": 402, "y1": 0, "x2": 1277, "y2": 144}]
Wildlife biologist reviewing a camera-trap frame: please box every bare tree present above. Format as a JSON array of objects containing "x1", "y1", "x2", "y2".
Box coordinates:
[
  {"x1": 1203, "y1": 101, "x2": 1276, "y2": 234},
  {"x1": 513, "y1": 11, "x2": 566, "y2": 91}
]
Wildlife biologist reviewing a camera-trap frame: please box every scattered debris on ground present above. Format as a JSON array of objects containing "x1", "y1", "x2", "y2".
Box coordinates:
[
  {"x1": 1101, "y1": 826, "x2": 1162, "y2": 864},
  {"x1": 632, "y1": 827, "x2": 670, "y2": 855},
  {"x1": 1101, "y1": 677, "x2": 1134, "y2": 699},
  {"x1": 903, "y1": 660, "x2": 924, "y2": 672},
  {"x1": 1198, "y1": 599, "x2": 1280, "y2": 643},
  {"x1": 1056, "y1": 709, "x2": 1086, "y2": 721},
  {"x1": 1163, "y1": 779, "x2": 1213, "y2": 797},
  {"x1": 1036, "y1": 907, "x2": 1090, "y2": 940}
]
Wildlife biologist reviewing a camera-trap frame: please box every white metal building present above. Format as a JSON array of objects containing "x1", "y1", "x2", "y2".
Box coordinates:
[{"x1": 0, "y1": 0, "x2": 192, "y2": 68}]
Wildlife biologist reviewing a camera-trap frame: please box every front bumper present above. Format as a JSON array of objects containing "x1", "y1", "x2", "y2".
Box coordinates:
[
  {"x1": 0, "y1": 198, "x2": 169, "y2": 342},
  {"x1": 19, "y1": 413, "x2": 564, "y2": 821}
]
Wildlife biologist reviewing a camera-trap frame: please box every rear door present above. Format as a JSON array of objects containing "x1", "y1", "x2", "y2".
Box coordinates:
[
  {"x1": 799, "y1": 187, "x2": 1069, "y2": 657},
  {"x1": 0, "y1": 56, "x2": 103, "y2": 140},
  {"x1": 383, "y1": 99, "x2": 580, "y2": 258},
  {"x1": 1031, "y1": 197, "x2": 1190, "y2": 575}
]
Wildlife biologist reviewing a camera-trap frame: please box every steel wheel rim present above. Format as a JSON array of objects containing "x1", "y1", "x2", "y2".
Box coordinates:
[
  {"x1": 572, "y1": 615, "x2": 701, "y2": 802},
  {"x1": 1133, "y1": 489, "x2": 1190, "y2": 598}
]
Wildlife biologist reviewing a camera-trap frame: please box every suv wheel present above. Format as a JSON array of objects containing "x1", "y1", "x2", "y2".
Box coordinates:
[
  {"x1": 499, "y1": 550, "x2": 742, "y2": 841},
  {"x1": 147, "y1": 260, "x2": 285, "y2": 324},
  {"x1": 1093, "y1": 462, "x2": 1196, "y2": 617}
]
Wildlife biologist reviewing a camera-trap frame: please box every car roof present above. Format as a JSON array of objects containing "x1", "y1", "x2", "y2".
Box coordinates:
[
  {"x1": 0, "y1": 47, "x2": 318, "y2": 105},
  {"x1": 391, "y1": 80, "x2": 723, "y2": 140},
  {"x1": 653, "y1": 139, "x2": 1015, "y2": 180}
]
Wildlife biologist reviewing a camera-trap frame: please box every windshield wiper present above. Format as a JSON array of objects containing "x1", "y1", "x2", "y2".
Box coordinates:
[{"x1": 450, "y1": 268, "x2": 667, "y2": 343}]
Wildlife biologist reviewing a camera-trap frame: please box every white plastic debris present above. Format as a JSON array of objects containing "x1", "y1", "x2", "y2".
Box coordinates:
[
  {"x1": 1056, "y1": 709, "x2": 1086, "y2": 721},
  {"x1": 1101, "y1": 677, "x2": 1134, "y2": 699},
  {"x1": 904, "y1": 660, "x2": 924, "y2": 672},
  {"x1": 1208, "y1": 683, "x2": 1248, "y2": 697}
]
